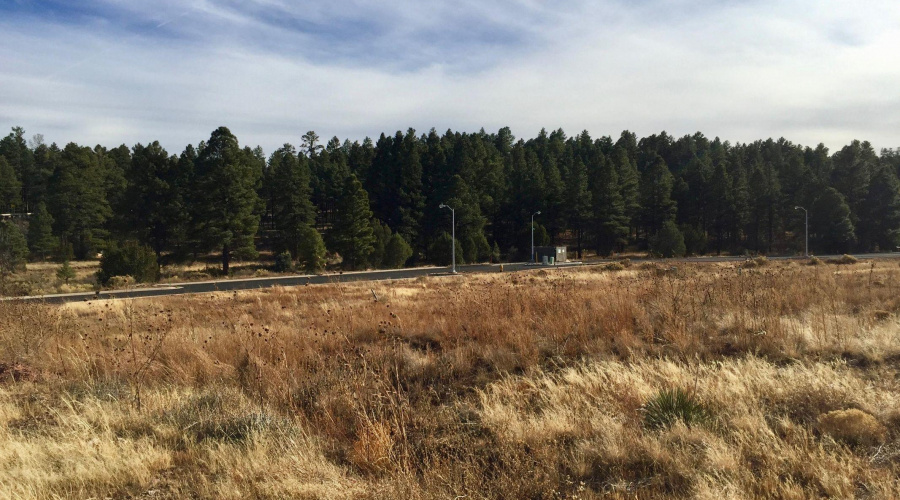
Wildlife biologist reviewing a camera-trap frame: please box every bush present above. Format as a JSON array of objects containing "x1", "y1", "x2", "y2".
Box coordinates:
[
  {"x1": 643, "y1": 388, "x2": 712, "y2": 430},
  {"x1": 742, "y1": 256, "x2": 769, "y2": 269},
  {"x1": 462, "y1": 235, "x2": 478, "y2": 264},
  {"x1": 97, "y1": 241, "x2": 159, "y2": 285},
  {"x1": 297, "y1": 225, "x2": 327, "y2": 273},
  {"x1": 603, "y1": 262, "x2": 626, "y2": 272},
  {"x1": 429, "y1": 232, "x2": 464, "y2": 266},
  {"x1": 807, "y1": 256, "x2": 823, "y2": 266},
  {"x1": 491, "y1": 242, "x2": 501, "y2": 263},
  {"x1": 273, "y1": 251, "x2": 293, "y2": 273},
  {"x1": 649, "y1": 221, "x2": 686, "y2": 258},
  {"x1": 828, "y1": 254, "x2": 858, "y2": 265},
  {"x1": 56, "y1": 260, "x2": 76, "y2": 284},
  {"x1": 383, "y1": 234, "x2": 412, "y2": 269},
  {"x1": 680, "y1": 224, "x2": 708, "y2": 255}
]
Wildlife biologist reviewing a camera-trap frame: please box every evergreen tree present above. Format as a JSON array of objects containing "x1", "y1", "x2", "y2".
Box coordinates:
[
  {"x1": 0, "y1": 157, "x2": 20, "y2": 212},
  {"x1": 193, "y1": 127, "x2": 262, "y2": 274},
  {"x1": 0, "y1": 220, "x2": 28, "y2": 274},
  {"x1": 429, "y1": 231, "x2": 464, "y2": 266},
  {"x1": 611, "y1": 145, "x2": 641, "y2": 237},
  {"x1": 858, "y1": 164, "x2": 900, "y2": 251},
  {"x1": 831, "y1": 140, "x2": 876, "y2": 227},
  {"x1": 649, "y1": 220, "x2": 685, "y2": 257},
  {"x1": 124, "y1": 142, "x2": 187, "y2": 259},
  {"x1": 708, "y1": 160, "x2": 733, "y2": 254},
  {"x1": 591, "y1": 155, "x2": 629, "y2": 255},
  {"x1": 27, "y1": 201, "x2": 55, "y2": 260},
  {"x1": 392, "y1": 129, "x2": 425, "y2": 245},
  {"x1": 639, "y1": 155, "x2": 677, "y2": 238},
  {"x1": 383, "y1": 233, "x2": 413, "y2": 268},
  {"x1": 564, "y1": 158, "x2": 591, "y2": 258},
  {"x1": 811, "y1": 187, "x2": 855, "y2": 253},
  {"x1": 0, "y1": 127, "x2": 33, "y2": 210},
  {"x1": 56, "y1": 260, "x2": 75, "y2": 284},
  {"x1": 267, "y1": 144, "x2": 316, "y2": 258},
  {"x1": 332, "y1": 175, "x2": 375, "y2": 270},
  {"x1": 296, "y1": 225, "x2": 327, "y2": 273},
  {"x1": 369, "y1": 219, "x2": 392, "y2": 268},
  {"x1": 48, "y1": 144, "x2": 112, "y2": 259}
]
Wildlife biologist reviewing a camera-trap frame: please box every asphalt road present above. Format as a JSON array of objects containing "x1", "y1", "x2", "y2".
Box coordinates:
[{"x1": 5, "y1": 253, "x2": 898, "y2": 304}]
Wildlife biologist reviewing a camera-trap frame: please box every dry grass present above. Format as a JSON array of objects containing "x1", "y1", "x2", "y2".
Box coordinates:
[{"x1": 2, "y1": 260, "x2": 900, "y2": 498}]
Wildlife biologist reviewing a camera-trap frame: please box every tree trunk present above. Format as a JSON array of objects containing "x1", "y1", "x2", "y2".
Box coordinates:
[{"x1": 222, "y1": 243, "x2": 230, "y2": 275}]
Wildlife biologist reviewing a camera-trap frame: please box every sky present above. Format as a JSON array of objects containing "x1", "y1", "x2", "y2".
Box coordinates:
[{"x1": 1, "y1": 0, "x2": 899, "y2": 154}]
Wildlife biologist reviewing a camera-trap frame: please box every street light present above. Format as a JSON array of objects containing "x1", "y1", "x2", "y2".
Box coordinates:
[
  {"x1": 531, "y1": 211, "x2": 541, "y2": 264},
  {"x1": 439, "y1": 204, "x2": 457, "y2": 273},
  {"x1": 795, "y1": 206, "x2": 808, "y2": 257}
]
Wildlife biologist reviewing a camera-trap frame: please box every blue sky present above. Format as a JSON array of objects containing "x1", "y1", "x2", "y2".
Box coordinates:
[{"x1": 1, "y1": 0, "x2": 898, "y2": 153}]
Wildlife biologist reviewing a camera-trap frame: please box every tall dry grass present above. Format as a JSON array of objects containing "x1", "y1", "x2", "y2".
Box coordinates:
[{"x1": 1, "y1": 260, "x2": 899, "y2": 498}]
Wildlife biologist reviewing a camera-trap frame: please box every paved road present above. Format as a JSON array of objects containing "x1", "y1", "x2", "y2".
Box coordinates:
[{"x1": 5, "y1": 253, "x2": 898, "y2": 304}]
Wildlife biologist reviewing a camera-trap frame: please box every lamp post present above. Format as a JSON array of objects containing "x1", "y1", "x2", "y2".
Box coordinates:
[
  {"x1": 794, "y1": 206, "x2": 808, "y2": 257},
  {"x1": 439, "y1": 204, "x2": 456, "y2": 273},
  {"x1": 531, "y1": 211, "x2": 541, "y2": 264}
]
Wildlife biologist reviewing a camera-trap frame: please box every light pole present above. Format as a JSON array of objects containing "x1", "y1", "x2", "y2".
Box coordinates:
[
  {"x1": 795, "y1": 206, "x2": 808, "y2": 257},
  {"x1": 531, "y1": 211, "x2": 541, "y2": 264},
  {"x1": 439, "y1": 204, "x2": 457, "y2": 273}
]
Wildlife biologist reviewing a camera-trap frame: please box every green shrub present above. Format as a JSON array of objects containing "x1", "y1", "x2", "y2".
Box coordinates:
[
  {"x1": 56, "y1": 260, "x2": 76, "y2": 284},
  {"x1": 649, "y1": 221, "x2": 686, "y2": 258},
  {"x1": 807, "y1": 256, "x2": 823, "y2": 266},
  {"x1": 273, "y1": 251, "x2": 293, "y2": 273},
  {"x1": 429, "y1": 232, "x2": 464, "y2": 266},
  {"x1": 643, "y1": 388, "x2": 712, "y2": 430},
  {"x1": 297, "y1": 225, "x2": 327, "y2": 273},
  {"x1": 97, "y1": 241, "x2": 158, "y2": 285},
  {"x1": 383, "y1": 233, "x2": 413, "y2": 269}
]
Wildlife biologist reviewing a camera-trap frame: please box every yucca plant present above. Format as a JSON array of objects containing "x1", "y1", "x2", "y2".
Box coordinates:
[{"x1": 642, "y1": 388, "x2": 712, "y2": 430}]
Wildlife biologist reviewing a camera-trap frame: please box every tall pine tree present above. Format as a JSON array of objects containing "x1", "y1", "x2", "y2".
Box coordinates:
[{"x1": 193, "y1": 127, "x2": 262, "y2": 274}]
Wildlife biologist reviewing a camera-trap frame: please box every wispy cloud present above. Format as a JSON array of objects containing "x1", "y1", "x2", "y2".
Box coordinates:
[{"x1": 1, "y1": 0, "x2": 898, "y2": 153}]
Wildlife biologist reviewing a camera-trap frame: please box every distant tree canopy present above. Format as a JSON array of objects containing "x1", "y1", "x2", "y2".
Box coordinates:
[{"x1": 1, "y1": 125, "x2": 899, "y2": 273}]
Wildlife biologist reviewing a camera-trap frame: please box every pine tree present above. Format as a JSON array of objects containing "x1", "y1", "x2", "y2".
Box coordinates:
[
  {"x1": 591, "y1": 155, "x2": 629, "y2": 255},
  {"x1": 27, "y1": 201, "x2": 55, "y2": 260},
  {"x1": 611, "y1": 145, "x2": 641, "y2": 237},
  {"x1": 564, "y1": 158, "x2": 591, "y2": 258},
  {"x1": 0, "y1": 157, "x2": 20, "y2": 212},
  {"x1": 383, "y1": 233, "x2": 413, "y2": 268},
  {"x1": 332, "y1": 175, "x2": 375, "y2": 270},
  {"x1": 708, "y1": 160, "x2": 733, "y2": 254},
  {"x1": 393, "y1": 129, "x2": 425, "y2": 245},
  {"x1": 858, "y1": 164, "x2": 900, "y2": 251},
  {"x1": 268, "y1": 144, "x2": 316, "y2": 258},
  {"x1": 48, "y1": 144, "x2": 112, "y2": 259},
  {"x1": 811, "y1": 187, "x2": 855, "y2": 253},
  {"x1": 124, "y1": 142, "x2": 187, "y2": 259},
  {"x1": 831, "y1": 140, "x2": 876, "y2": 228},
  {"x1": 0, "y1": 127, "x2": 33, "y2": 210},
  {"x1": 56, "y1": 259, "x2": 75, "y2": 284},
  {"x1": 193, "y1": 127, "x2": 262, "y2": 274},
  {"x1": 0, "y1": 220, "x2": 28, "y2": 274},
  {"x1": 639, "y1": 155, "x2": 677, "y2": 238},
  {"x1": 296, "y1": 225, "x2": 327, "y2": 273}
]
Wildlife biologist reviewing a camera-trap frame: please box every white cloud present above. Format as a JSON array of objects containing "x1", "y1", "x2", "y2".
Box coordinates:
[{"x1": 0, "y1": 0, "x2": 898, "y2": 154}]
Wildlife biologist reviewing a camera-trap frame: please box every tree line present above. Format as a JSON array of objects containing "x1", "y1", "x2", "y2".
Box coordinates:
[{"x1": 1, "y1": 125, "x2": 899, "y2": 274}]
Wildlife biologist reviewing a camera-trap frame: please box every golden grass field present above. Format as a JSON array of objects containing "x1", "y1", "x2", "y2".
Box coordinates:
[{"x1": 1, "y1": 259, "x2": 899, "y2": 499}]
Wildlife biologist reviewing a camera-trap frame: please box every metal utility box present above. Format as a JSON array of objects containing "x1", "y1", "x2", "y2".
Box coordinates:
[{"x1": 534, "y1": 246, "x2": 567, "y2": 264}]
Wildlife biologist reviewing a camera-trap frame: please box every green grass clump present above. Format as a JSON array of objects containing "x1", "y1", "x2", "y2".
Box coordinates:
[{"x1": 642, "y1": 388, "x2": 712, "y2": 430}]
